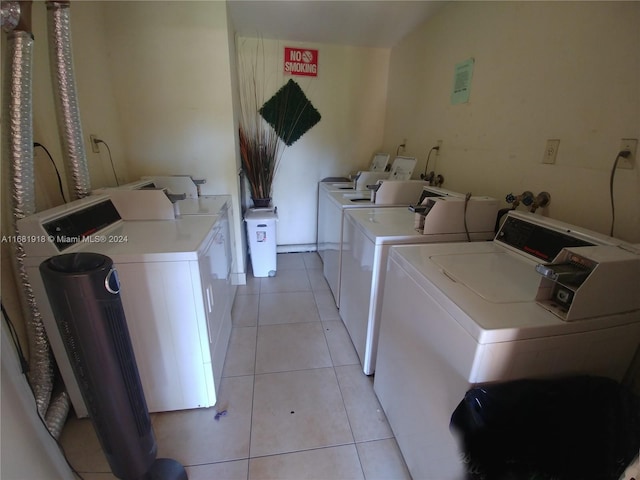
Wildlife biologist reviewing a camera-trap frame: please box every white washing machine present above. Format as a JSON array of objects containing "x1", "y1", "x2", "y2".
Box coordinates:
[
  {"x1": 387, "y1": 155, "x2": 417, "y2": 180},
  {"x1": 318, "y1": 183, "x2": 467, "y2": 307},
  {"x1": 172, "y1": 194, "x2": 235, "y2": 278},
  {"x1": 95, "y1": 181, "x2": 237, "y2": 288},
  {"x1": 369, "y1": 152, "x2": 390, "y2": 172},
  {"x1": 316, "y1": 155, "x2": 416, "y2": 263},
  {"x1": 318, "y1": 172, "x2": 389, "y2": 195},
  {"x1": 339, "y1": 195, "x2": 498, "y2": 375},
  {"x1": 317, "y1": 178, "x2": 387, "y2": 264},
  {"x1": 373, "y1": 211, "x2": 640, "y2": 479},
  {"x1": 141, "y1": 175, "x2": 203, "y2": 199},
  {"x1": 173, "y1": 195, "x2": 228, "y2": 216},
  {"x1": 18, "y1": 195, "x2": 233, "y2": 418},
  {"x1": 317, "y1": 153, "x2": 393, "y2": 194},
  {"x1": 318, "y1": 180, "x2": 432, "y2": 307}
]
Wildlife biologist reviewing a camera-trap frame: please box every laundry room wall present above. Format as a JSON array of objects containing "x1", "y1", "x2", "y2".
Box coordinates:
[
  {"x1": 1, "y1": 1, "x2": 129, "y2": 346},
  {"x1": 382, "y1": 1, "x2": 640, "y2": 243},
  {"x1": 102, "y1": 2, "x2": 237, "y2": 193},
  {"x1": 236, "y1": 37, "x2": 390, "y2": 250},
  {"x1": 1, "y1": 1, "x2": 129, "y2": 212},
  {"x1": 67, "y1": 2, "x2": 130, "y2": 192},
  {"x1": 99, "y1": 1, "x2": 247, "y2": 279}
]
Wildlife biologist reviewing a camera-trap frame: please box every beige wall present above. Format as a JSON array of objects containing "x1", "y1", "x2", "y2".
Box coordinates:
[
  {"x1": 236, "y1": 37, "x2": 390, "y2": 248},
  {"x1": 31, "y1": 1, "x2": 129, "y2": 203},
  {"x1": 71, "y1": 2, "x2": 130, "y2": 190},
  {"x1": 103, "y1": 2, "x2": 236, "y2": 191},
  {"x1": 101, "y1": 1, "x2": 247, "y2": 278},
  {"x1": 382, "y1": 1, "x2": 640, "y2": 242},
  {"x1": 1, "y1": 1, "x2": 127, "y2": 215}
]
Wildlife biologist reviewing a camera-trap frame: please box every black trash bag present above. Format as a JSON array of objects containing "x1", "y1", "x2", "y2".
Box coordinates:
[{"x1": 450, "y1": 375, "x2": 640, "y2": 480}]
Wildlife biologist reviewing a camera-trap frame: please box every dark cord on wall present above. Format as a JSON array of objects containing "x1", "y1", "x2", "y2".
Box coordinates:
[
  {"x1": 421, "y1": 146, "x2": 440, "y2": 179},
  {"x1": 464, "y1": 192, "x2": 472, "y2": 242},
  {"x1": 94, "y1": 138, "x2": 119, "y2": 186},
  {"x1": 1, "y1": 303, "x2": 85, "y2": 480},
  {"x1": 609, "y1": 150, "x2": 631, "y2": 237},
  {"x1": 33, "y1": 142, "x2": 67, "y2": 203}
]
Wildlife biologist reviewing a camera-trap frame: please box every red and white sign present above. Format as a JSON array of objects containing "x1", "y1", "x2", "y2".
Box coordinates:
[{"x1": 284, "y1": 47, "x2": 318, "y2": 77}]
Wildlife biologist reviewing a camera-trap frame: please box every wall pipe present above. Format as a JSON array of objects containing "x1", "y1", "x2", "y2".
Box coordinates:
[
  {"x1": 46, "y1": 0, "x2": 91, "y2": 200},
  {"x1": 2, "y1": 0, "x2": 70, "y2": 438},
  {"x1": 2, "y1": 1, "x2": 54, "y2": 421}
]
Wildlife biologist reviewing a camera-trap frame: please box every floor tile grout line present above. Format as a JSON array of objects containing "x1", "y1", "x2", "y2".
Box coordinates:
[
  {"x1": 242, "y1": 254, "x2": 388, "y2": 475},
  {"x1": 311, "y1": 260, "x2": 361, "y2": 462},
  {"x1": 178, "y1": 435, "x2": 398, "y2": 471},
  {"x1": 244, "y1": 281, "x2": 263, "y2": 477},
  {"x1": 253, "y1": 364, "x2": 341, "y2": 377},
  {"x1": 330, "y1": 358, "x2": 366, "y2": 479},
  {"x1": 309, "y1": 251, "x2": 369, "y2": 479},
  {"x1": 248, "y1": 254, "x2": 360, "y2": 471},
  {"x1": 247, "y1": 441, "x2": 360, "y2": 461},
  {"x1": 246, "y1": 375, "x2": 255, "y2": 480}
]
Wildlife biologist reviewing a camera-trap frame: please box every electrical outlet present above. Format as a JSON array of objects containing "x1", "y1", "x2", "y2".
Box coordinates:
[
  {"x1": 618, "y1": 138, "x2": 637, "y2": 170},
  {"x1": 89, "y1": 134, "x2": 100, "y2": 153},
  {"x1": 542, "y1": 139, "x2": 560, "y2": 164},
  {"x1": 397, "y1": 139, "x2": 407, "y2": 155},
  {"x1": 436, "y1": 140, "x2": 443, "y2": 153}
]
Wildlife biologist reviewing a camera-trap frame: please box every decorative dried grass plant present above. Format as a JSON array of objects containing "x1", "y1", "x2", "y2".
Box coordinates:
[
  {"x1": 237, "y1": 38, "x2": 321, "y2": 205},
  {"x1": 237, "y1": 39, "x2": 284, "y2": 204}
]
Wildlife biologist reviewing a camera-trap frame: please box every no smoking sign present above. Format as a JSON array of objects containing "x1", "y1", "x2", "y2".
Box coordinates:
[{"x1": 284, "y1": 47, "x2": 318, "y2": 77}]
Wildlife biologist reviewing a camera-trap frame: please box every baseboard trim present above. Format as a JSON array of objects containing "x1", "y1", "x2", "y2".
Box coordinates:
[{"x1": 276, "y1": 244, "x2": 317, "y2": 253}]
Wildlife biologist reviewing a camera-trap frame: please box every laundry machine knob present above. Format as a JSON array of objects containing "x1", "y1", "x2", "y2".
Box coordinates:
[{"x1": 521, "y1": 191, "x2": 535, "y2": 206}]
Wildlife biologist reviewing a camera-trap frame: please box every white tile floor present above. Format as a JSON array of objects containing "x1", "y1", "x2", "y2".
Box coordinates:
[{"x1": 59, "y1": 252, "x2": 411, "y2": 480}]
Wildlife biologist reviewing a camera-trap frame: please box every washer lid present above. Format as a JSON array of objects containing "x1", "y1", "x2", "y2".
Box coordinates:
[
  {"x1": 431, "y1": 251, "x2": 540, "y2": 303},
  {"x1": 66, "y1": 215, "x2": 219, "y2": 263},
  {"x1": 176, "y1": 195, "x2": 229, "y2": 216},
  {"x1": 388, "y1": 243, "x2": 640, "y2": 344},
  {"x1": 347, "y1": 208, "x2": 422, "y2": 243}
]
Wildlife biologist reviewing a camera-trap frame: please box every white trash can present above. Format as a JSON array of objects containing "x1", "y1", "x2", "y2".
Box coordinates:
[{"x1": 244, "y1": 208, "x2": 278, "y2": 277}]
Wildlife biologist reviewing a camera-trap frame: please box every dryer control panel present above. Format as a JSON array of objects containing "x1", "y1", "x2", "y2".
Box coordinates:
[
  {"x1": 496, "y1": 215, "x2": 594, "y2": 262},
  {"x1": 17, "y1": 195, "x2": 124, "y2": 257},
  {"x1": 536, "y1": 245, "x2": 640, "y2": 321},
  {"x1": 43, "y1": 200, "x2": 121, "y2": 252}
]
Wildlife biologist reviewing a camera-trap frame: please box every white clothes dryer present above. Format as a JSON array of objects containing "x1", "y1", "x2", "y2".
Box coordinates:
[
  {"x1": 339, "y1": 195, "x2": 498, "y2": 375},
  {"x1": 388, "y1": 156, "x2": 417, "y2": 180},
  {"x1": 18, "y1": 195, "x2": 233, "y2": 418},
  {"x1": 318, "y1": 180, "x2": 361, "y2": 200},
  {"x1": 373, "y1": 211, "x2": 640, "y2": 479},
  {"x1": 318, "y1": 180, "x2": 431, "y2": 307}
]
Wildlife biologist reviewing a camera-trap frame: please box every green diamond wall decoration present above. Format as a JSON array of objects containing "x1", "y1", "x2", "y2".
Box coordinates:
[{"x1": 260, "y1": 79, "x2": 321, "y2": 146}]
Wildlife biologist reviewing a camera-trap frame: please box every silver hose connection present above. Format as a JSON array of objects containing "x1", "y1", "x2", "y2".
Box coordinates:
[
  {"x1": 44, "y1": 389, "x2": 70, "y2": 439},
  {"x1": 1, "y1": 1, "x2": 21, "y2": 33},
  {"x1": 47, "y1": 1, "x2": 91, "y2": 199},
  {"x1": 3, "y1": 30, "x2": 55, "y2": 422}
]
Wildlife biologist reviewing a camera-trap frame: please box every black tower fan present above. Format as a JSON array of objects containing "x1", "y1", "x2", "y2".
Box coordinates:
[{"x1": 40, "y1": 253, "x2": 187, "y2": 480}]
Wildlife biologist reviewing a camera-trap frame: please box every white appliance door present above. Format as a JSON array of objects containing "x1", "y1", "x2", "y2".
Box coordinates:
[
  {"x1": 117, "y1": 260, "x2": 214, "y2": 412},
  {"x1": 338, "y1": 213, "x2": 377, "y2": 370},
  {"x1": 199, "y1": 219, "x2": 233, "y2": 398},
  {"x1": 374, "y1": 253, "x2": 472, "y2": 480}
]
